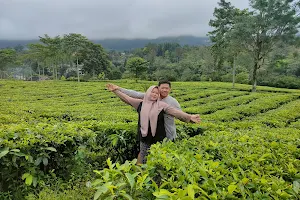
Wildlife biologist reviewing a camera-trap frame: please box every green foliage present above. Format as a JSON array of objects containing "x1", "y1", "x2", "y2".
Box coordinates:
[
  {"x1": 26, "y1": 189, "x2": 92, "y2": 200},
  {"x1": 0, "y1": 48, "x2": 17, "y2": 71},
  {"x1": 209, "y1": 0, "x2": 300, "y2": 91},
  {"x1": 2, "y1": 31, "x2": 300, "y2": 90},
  {"x1": 126, "y1": 57, "x2": 148, "y2": 81},
  {"x1": 1, "y1": 80, "x2": 300, "y2": 199},
  {"x1": 235, "y1": 72, "x2": 249, "y2": 84},
  {"x1": 81, "y1": 42, "x2": 111, "y2": 77},
  {"x1": 25, "y1": 177, "x2": 94, "y2": 200},
  {"x1": 144, "y1": 127, "x2": 300, "y2": 199},
  {"x1": 107, "y1": 67, "x2": 122, "y2": 80},
  {"x1": 98, "y1": 72, "x2": 106, "y2": 80},
  {"x1": 60, "y1": 75, "x2": 66, "y2": 81},
  {"x1": 259, "y1": 75, "x2": 300, "y2": 89},
  {"x1": 154, "y1": 68, "x2": 178, "y2": 81},
  {"x1": 92, "y1": 159, "x2": 154, "y2": 200}
]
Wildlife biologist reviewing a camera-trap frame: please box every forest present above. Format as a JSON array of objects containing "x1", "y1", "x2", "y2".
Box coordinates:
[{"x1": 0, "y1": 0, "x2": 299, "y2": 91}]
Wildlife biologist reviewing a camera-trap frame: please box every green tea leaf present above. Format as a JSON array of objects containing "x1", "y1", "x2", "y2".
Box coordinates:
[
  {"x1": 293, "y1": 181, "x2": 300, "y2": 193},
  {"x1": 10, "y1": 149, "x2": 20, "y2": 152},
  {"x1": 107, "y1": 158, "x2": 115, "y2": 169},
  {"x1": 25, "y1": 175, "x2": 33, "y2": 185},
  {"x1": 104, "y1": 196, "x2": 116, "y2": 200},
  {"x1": 228, "y1": 184, "x2": 237, "y2": 194},
  {"x1": 260, "y1": 178, "x2": 268, "y2": 184},
  {"x1": 94, "y1": 186, "x2": 108, "y2": 200},
  {"x1": 0, "y1": 147, "x2": 9, "y2": 159},
  {"x1": 32, "y1": 177, "x2": 37, "y2": 187},
  {"x1": 153, "y1": 189, "x2": 173, "y2": 198},
  {"x1": 120, "y1": 193, "x2": 133, "y2": 200},
  {"x1": 187, "y1": 184, "x2": 195, "y2": 199},
  {"x1": 34, "y1": 157, "x2": 42, "y2": 166},
  {"x1": 44, "y1": 147, "x2": 57, "y2": 152},
  {"x1": 93, "y1": 170, "x2": 102, "y2": 175},
  {"x1": 242, "y1": 178, "x2": 249, "y2": 185},
  {"x1": 22, "y1": 173, "x2": 30, "y2": 180},
  {"x1": 199, "y1": 167, "x2": 208, "y2": 179},
  {"x1": 125, "y1": 173, "x2": 135, "y2": 190},
  {"x1": 43, "y1": 157, "x2": 48, "y2": 166},
  {"x1": 116, "y1": 182, "x2": 126, "y2": 188}
]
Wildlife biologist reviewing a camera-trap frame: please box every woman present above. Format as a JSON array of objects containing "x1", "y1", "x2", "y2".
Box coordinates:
[{"x1": 106, "y1": 84, "x2": 201, "y2": 164}]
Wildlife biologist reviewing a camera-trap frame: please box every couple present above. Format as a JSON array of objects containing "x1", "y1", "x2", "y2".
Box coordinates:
[{"x1": 106, "y1": 80, "x2": 201, "y2": 164}]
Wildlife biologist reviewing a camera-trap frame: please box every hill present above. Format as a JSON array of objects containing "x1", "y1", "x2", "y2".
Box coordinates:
[{"x1": 0, "y1": 35, "x2": 210, "y2": 51}]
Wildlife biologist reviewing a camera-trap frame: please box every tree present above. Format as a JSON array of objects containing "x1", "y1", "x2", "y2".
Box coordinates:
[
  {"x1": 80, "y1": 42, "x2": 111, "y2": 77},
  {"x1": 24, "y1": 43, "x2": 48, "y2": 79},
  {"x1": 14, "y1": 44, "x2": 24, "y2": 53},
  {"x1": 63, "y1": 33, "x2": 89, "y2": 82},
  {"x1": 143, "y1": 43, "x2": 158, "y2": 64},
  {"x1": 0, "y1": 49, "x2": 17, "y2": 78},
  {"x1": 208, "y1": 0, "x2": 248, "y2": 87},
  {"x1": 231, "y1": 0, "x2": 300, "y2": 91},
  {"x1": 126, "y1": 57, "x2": 148, "y2": 82},
  {"x1": 38, "y1": 34, "x2": 64, "y2": 80}
]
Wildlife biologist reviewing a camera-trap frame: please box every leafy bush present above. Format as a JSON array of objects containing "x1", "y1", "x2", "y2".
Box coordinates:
[
  {"x1": 258, "y1": 75, "x2": 300, "y2": 89},
  {"x1": 235, "y1": 72, "x2": 249, "y2": 84},
  {"x1": 60, "y1": 75, "x2": 66, "y2": 81},
  {"x1": 107, "y1": 68, "x2": 122, "y2": 80},
  {"x1": 92, "y1": 127, "x2": 300, "y2": 199},
  {"x1": 154, "y1": 69, "x2": 178, "y2": 81},
  {"x1": 25, "y1": 183, "x2": 94, "y2": 200},
  {"x1": 220, "y1": 73, "x2": 232, "y2": 82},
  {"x1": 200, "y1": 75, "x2": 210, "y2": 81}
]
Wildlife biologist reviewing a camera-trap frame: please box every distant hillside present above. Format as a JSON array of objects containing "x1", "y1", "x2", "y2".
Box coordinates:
[
  {"x1": 94, "y1": 36, "x2": 210, "y2": 51},
  {"x1": 0, "y1": 36, "x2": 210, "y2": 51}
]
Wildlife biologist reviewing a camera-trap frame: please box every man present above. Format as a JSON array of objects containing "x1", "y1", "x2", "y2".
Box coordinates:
[{"x1": 116, "y1": 80, "x2": 181, "y2": 141}]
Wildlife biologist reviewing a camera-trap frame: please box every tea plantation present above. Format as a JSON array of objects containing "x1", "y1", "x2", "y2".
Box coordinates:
[{"x1": 0, "y1": 80, "x2": 300, "y2": 200}]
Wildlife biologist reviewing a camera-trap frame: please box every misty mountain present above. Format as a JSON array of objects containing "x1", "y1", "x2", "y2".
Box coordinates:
[{"x1": 0, "y1": 36, "x2": 210, "y2": 51}]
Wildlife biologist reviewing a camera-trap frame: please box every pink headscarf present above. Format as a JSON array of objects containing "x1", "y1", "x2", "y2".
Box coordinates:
[{"x1": 140, "y1": 86, "x2": 168, "y2": 137}]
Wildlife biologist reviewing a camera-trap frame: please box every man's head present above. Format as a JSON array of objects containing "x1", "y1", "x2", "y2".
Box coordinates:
[{"x1": 158, "y1": 80, "x2": 171, "y2": 99}]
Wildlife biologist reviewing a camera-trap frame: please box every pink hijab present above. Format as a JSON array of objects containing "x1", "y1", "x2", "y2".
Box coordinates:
[{"x1": 140, "y1": 86, "x2": 168, "y2": 137}]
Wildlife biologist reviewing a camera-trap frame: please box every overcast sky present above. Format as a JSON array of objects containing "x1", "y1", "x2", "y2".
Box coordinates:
[{"x1": 0, "y1": 0, "x2": 249, "y2": 40}]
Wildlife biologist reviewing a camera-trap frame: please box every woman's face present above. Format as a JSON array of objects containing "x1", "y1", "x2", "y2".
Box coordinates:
[{"x1": 150, "y1": 87, "x2": 159, "y2": 101}]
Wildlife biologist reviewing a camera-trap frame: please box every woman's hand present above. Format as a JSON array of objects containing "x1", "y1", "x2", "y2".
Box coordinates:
[
  {"x1": 106, "y1": 83, "x2": 119, "y2": 91},
  {"x1": 190, "y1": 114, "x2": 201, "y2": 123}
]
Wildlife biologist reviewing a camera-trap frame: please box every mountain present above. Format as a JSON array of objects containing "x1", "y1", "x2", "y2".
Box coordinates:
[
  {"x1": 0, "y1": 36, "x2": 210, "y2": 51},
  {"x1": 92, "y1": 36, "x2": 210, "y2": 51}
]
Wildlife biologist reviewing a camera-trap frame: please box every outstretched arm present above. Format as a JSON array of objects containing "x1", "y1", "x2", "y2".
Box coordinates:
[
  {"x1": 106, "y1": 84, "x2": 142, "y2": 110},
  {"x1": 164, "y1": 105, "x2": 201, "y2": 123},
  {"x1": 116, "y1": 85, "x2": 145, "y2": 99},
  {"x1": 106, "y1": 83, "x2": 145, "y2": 99}
]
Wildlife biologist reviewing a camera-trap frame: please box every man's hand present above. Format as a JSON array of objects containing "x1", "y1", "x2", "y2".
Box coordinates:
[
  {"x1": 190, "y1": 114, "x2": 201, "y2": 123},
  {"x1": 106, "y1": 83, "x2": 120, "y2": 91}
]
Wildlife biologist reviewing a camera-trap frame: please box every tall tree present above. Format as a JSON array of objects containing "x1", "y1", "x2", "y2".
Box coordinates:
[
  {"x1": 25, "y1": 43, "x2": 47, "y2": 79},
  {"x1": 80, "y1": 42, "x2": 111, "y2": 77},
  {"x1": 208, "y1": 0, "x2": 248, "y2": 87},
  {"x1": 39, "y1": 34, "x2": 63, "y2": 80},
  {"x1": 63, "y1": 33, "x2": 89, "y2": 82},
  {"x1": 0, "y1": 49, "x2": 17, "y2": 79},
  {"x1": 126, "y1": 57, "x2": 148, "y2": 82},
  {"x1": 231, "y1": 0, "x2": 300, "y2": 91}
]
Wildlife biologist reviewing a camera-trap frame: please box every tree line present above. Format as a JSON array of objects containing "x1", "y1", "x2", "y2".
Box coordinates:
[
  {"x1": 0, "y1": 33, "x2": 111, "y2": 81},
  {"x1": 0, "y1": 0, "x2": 299, "y2": 90}
]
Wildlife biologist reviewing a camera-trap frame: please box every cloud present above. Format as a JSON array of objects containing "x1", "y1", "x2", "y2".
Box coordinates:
[{"x1": 0, "y1": 0, "x2": 249, "y2": 39}]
